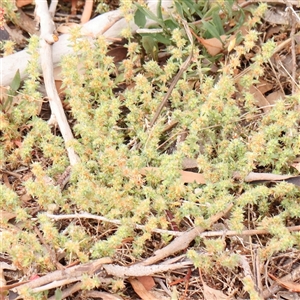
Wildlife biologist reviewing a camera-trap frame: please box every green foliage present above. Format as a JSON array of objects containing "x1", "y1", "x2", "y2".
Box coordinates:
[
  {"x1": 0, "y1": 70, "x2": 21, "y2": 113},
  {"x1": 134, "y1": 0, "x2": 246, "y2": 59}
]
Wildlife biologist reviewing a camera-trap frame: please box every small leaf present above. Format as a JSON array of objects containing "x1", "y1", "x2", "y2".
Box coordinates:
[
  {"x1": 174, "y1": 1, "x2": 184, "y2": 18},
  {"x1": 227, "y1": 36, "x2": 236, "y2": 52},
  {"x1": 198, "y1": 35, "x2": 227, "y2": 56},
  {"x1": 55, "y1": 288, "x2": 63, "y2": 300},
  {"x1": 164, "y1": 19, "x2": 179, "y2": 31},
  {"x1": 203, "y1": 282, "x2": 231, "y2": 300},
  {"x1": 152, "y1": 33, "x2": 171, "y2": 45},
  {"x1": 212, "y1": 11, "x2": 225, "y2": 35},
  {"x1": 134, "y1": 8, "x2": 146, "y2": 28},
  {"x1": 202, "y1": 20, "x2": 222, "y2": 41},
  {"x1": 10, "y1": 69, "x2": 21, "y2": 93},
  {"x1": 135, "y1": 3, "x2": 163, "y2": 27},
  {"x1": 156, "y1": 0, "x2": 163, "y2": 22},
  {"x1": 224, "y1": 0, "x2": 234, "y2": 19},
  {"x1": 142, "y1": 36, "x2": 158, "y2": 60}
]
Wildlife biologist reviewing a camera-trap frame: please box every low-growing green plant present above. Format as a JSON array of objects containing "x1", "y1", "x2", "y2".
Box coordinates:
[{"x1": 1, "y1": 1, "x2": 300, "y2": 298}]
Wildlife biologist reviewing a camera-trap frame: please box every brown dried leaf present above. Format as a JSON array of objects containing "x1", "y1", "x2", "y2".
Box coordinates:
[
  {"x1": 0, "y1": 267, "x2": 7, "y2": 300},
  {"x1": 291, "y1": 162, "x2": 300, "y2": 172},
  {"x1": 140, "y1": 167, "x2": 206, "y2": 184},
  {"x1": 227, "y1": 36, "x2": 236, "y2": 53},
  {"x1": 180, "y1": 170, "x2": 206, "y2": 184},
  {"x1": 256, "y1": 79, "x2": 273, "y2": 94},
  {"x1": 0, "y1": 210, "x2": 16, "y2": 222},
  {"x1": 129, "y1": 277, "x2": 160, "y2": 300},
  {"x1": 137, "y1": 276, "x2": 155, "y2": 291},
  {"x1": 249, "y1": 85, "x2": 271, "y2": 112},
  {"x1": 16, "y1": 0, "x2": 32, "y2": 7},
  {"x1": 265, "y1": 90, "x2": 285, "y2": 105},
  {"x1": 203, "y1": 282, "x2": 231, "y2": 300},
  {"x1": 263, "y1": 8, "x2": 288, "y2": 25},
  {"x1": 107, "y1": 47, "x2": 128, "y2": 63},
  {"x1": 197, "y1": 35, "x2": 227, "y2": 56},
  {"x1": 80, "y1": 0, "x2": 93, "y2": 24},
  {"x1": 84, "y1": 291, "x2": 123, "y2": 300},
  {"x1": 269, "y1": 273, "x2": 300, "y2": 292},
  {"x1": 244, "y1": 172, "x2": 299, "y2": 182}
]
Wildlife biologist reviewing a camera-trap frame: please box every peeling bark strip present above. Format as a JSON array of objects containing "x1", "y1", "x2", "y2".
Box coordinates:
[{"x1": 102, "y1": 262, "x2": 192, "y2": 278}]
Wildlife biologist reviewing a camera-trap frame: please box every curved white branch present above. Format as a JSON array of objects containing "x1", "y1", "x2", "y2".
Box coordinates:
[
  {"x1": 35, "y1": 0, "x2": 80, "y2": 165},
  {"x1": 1, "y1": 0, "x2": 172, "y2": 86}
]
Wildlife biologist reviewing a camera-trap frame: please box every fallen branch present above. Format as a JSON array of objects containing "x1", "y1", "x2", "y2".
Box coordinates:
[
  {"x1": 141, "y1": 203, "x2": 234, "y2": 266},
  {"x1": 200, "y1": 225, "x2": 300, "y2": 238},
  {"x1": 102, "y1": 261, "x2": 192, "y2": 278},
  {"x1": 47, "y1": 282, "x2": 84, "y2": 300},
  {"x1": 46, "y1": 212, "x2": 300, "y2": 241},
  {"x1": 1, "y1": 0, "x2": 172, "y2": 86}
]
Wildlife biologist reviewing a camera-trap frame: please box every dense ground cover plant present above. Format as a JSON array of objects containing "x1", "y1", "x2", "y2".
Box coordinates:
[{"x1": 1, "y1": 0, "x2": 300, "y2": 298}]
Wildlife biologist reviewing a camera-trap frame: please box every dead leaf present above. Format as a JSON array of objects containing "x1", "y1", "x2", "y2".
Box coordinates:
[
  {"x1": 269, "y1": 273, "x2": 300, "y2": 292},
  {"x1": 227, "y1": 36, "x2": 236, "y2": 53},
  {"x1": 180, "y1": 170, "x2": 206, "y2": 184},
  {"x1": 0, "y1": 210, "x2": 16, "y2": 222},
  {"x1": 140, "y1": 167, "x2": 206, "y2": 184},
  {"x1": 148, "y1": 290, "x2": 170, "y2": 300},
  {"x1": 84, "y1": 291, "x2": 123, "y2": 299},
  {"x1": 16, "y1": 0, "x2": 32, "y2": 7},
  {"x1": 263, "y1": 8, "x2": 288, "y2": 25},
  {"x1": 265, "y1": 90, "x2": 284, "y2": 105},
  {"x1": 0, "y1": 267, "x2": 7, "y2": 300},
  {"x1": 197, "y1": 35, "x2": 227, "y2": 56},
  {"x1": 182, "y1": 157, "x2": 198, "y2": 169},
  {"x1": 129, "y1": 277, "x2": 160, "y2": 300},
  {"x1": 265, "y1": 25, "x2": 282, "y2": 41},
  {"x1": 107, "y1": 47, "x2": 128, "y2": 64},
  {"x1": 249, "y1": 85, "x2": 271, "y2": 112},
  {"x1": 244, "y1": 172, "x2": 300, "y2": 182},
  {"x1": 137, "y1": 276, "x2": 155, "y2": 291},
  {"x1": 0, "y1": 263, "x2": 25, "y2": 296},
  {"x1": 56, "y1": 23, "x2": 79, "y2": 34},
  {"x1": 291, "y1": 162, "x2": 300, "y2": 172},
  {"x1": 80, "y1": 0, "x2": 93, "y2": 24},
  {"x1": 0, "y1": 86, "x2": 8, "y2": 99},
  {"x1": 2, "y1": 173, "x2": 11, "y2": 189},
  {"x1": 256, "y1": 79, "x2": 273, "y2": 94},
  {"x1": 203, "y1": 282, "x2": 231, "y2": 300}
]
